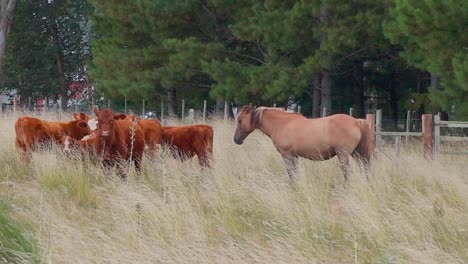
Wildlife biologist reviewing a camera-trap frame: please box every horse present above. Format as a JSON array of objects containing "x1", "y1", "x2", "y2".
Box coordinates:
[{"x1": 233, "y1": 106, "x2": 374, "y2": 182}]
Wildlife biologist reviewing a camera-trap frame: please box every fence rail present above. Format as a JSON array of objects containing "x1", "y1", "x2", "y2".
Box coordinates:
[
  {"x1": 438, "y1": 121, "x2": 468, "y2": 128},
  {"x1": 380, "y1": 131, "x2": 422, "y2": 137}
]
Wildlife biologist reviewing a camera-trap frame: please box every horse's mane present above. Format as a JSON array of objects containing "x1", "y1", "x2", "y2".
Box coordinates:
[{"x1": 240, "y1": 105, "x2": 301, "y2": 128}]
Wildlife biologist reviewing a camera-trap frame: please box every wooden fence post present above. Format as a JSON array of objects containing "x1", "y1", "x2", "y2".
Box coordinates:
[
  {"x1": 74, "y1": 100, "x2": 78, "y2": 112},
  {"x1": 366, "y1": 113, "x2": 376, "y2": 157},
  {"x1": 433, "y1": 114, "x2": 440, "y2": 159},
  {"x1": 107, "y1": 98, "x2": 111, "y2": 109},
  {"x1": 422, "y1": 114, "x2": 433, "y2": 159},
  {"x1": 160, "y1": 99, "x2": 164, "y2": 121},
  {"x1": 321, "y1": 107, "x2": 327, "y2": 117},
  {"x1": 181, "y1": 99, "x2": 185, "y2": 121},
  {"x1": 203, "y1": 100, "x2": 207, "y2": 123},
  {"x1": 395, "y1": 135, "x2": 401, "y2": 159},
  {"x1": 142, "y1": 99, "x2": 145, "y2": 117},
  {"x1": 124, "y1": 98, "x2": 128, "y2": 114},
  {"x1": 188, "y1": 109, "x2": 194, "y2": 124},
  {"x1": 297, "y1": 105, "x2": 301, "y2": 114},
  {"x1": 28, "y1": 97, "x2": 31, "y2": 111},
  {"x1": 13, "y1": 95, "x2": 17, "y2": 113},
  {"x1": 405, "y1": 110, "x2": 411, "y2": 147},
  {"x1": 58, "y1": 95, "x2": 63, "y2": 113},
  {"x1": 349, "y1": 107, "x2": 353, "y2": 116},
  {"x1": 376, "y1": 109, "x2": 382, "y2": 150},
  {"x1": 223, "y1": 101, "x2": 228, "y2": 121},
  {"x1": 273, "y1": 103, "x2": 277, "y2": 108}
]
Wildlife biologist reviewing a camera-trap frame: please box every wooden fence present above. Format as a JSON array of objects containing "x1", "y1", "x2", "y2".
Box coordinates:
[
  {"x1": 370, "y1": 110, "x2": 468, "y2": 159},
  {"x1": 3, "y1": 97, "x2": 467, "y2": 158}
]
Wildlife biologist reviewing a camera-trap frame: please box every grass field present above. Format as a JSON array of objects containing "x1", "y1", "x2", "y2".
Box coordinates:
[{"x1": 0, "y1": 112, "x2": 467, "y2": 263}]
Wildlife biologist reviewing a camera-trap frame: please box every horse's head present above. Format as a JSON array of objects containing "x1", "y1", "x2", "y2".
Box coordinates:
[{"x1": 234, "y1": 106, "x2": 257, "y2": 145}]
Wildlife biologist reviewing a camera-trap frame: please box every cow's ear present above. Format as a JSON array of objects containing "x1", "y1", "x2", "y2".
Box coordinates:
[
  {"x1": 113, "y1": 114, "x2": 127, "y2": 120},
  {"x1": 93, "y1": 106, "x2": 100, "y2": 117},
  {"x1": 73, "y1": 112, "x2": 80, "y2": 120},
  {"x1": 79, "y1": 112, "x2": 87, "y2": 120},
  {"x1": 77, "y1": 121, "x2": 88, "y2": 128}
]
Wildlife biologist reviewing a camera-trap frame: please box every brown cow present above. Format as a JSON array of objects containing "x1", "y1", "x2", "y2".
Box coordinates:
[
  {"x1": 161, "y1": 124, "x2": 214, "y2": 167},
  {"x1": 79, "y1": 112, "x2": 162, "y2": 159},
  {"x1": 15, "y1": 113, "x2": 89, "y2": 161},
  {"x1": 135, "y1": 118, "x2": 162, "y2": 159},
  {"x1": 92, "y1": 107, "x2": 145, "y2": 176}
]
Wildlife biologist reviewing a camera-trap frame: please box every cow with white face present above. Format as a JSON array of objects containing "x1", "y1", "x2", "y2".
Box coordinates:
[{"x1": 73, "y1": 111, "x2": 100, "y2": 140}]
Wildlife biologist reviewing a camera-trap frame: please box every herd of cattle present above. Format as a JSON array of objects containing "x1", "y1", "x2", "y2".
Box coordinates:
[{"x1": 14, "y1": 106, "x2": 214, "y2": 176}]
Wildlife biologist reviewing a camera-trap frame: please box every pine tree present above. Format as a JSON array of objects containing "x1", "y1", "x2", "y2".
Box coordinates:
[{"x1": 384, "y1": 0, "x2": 468, "y2": 118}]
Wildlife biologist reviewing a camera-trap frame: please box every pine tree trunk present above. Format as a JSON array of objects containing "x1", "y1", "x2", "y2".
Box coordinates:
[
  {"x1": 319, "y1": 2, "x2": 331, "y2": 116},
  {"x1": 56, "y1": 53, "x2": 69, "y2": 110},
  {"x1": 0, "y1": 0, "x2": 17, "y2": 79},
  {"x1": 312, "y1": 73, "x2": 321, "y2": 118},
  {"x1": 416, "y1": 71, "x2": 426, "y2": 115},
  {"x1": 353, "y1": 61, "x2": 365, "y2": 118},
  {"x1": 388, "y1": 71, "x2": 399, "y2": 129},
  {"x1": 430, "y1": 73, "x2": 448, "y2": 120},
  {"x1": 167, "y1": 88, "x2": 177, "y2": 117},
  {"x1": 321, "y1": 68, "x2": 331, "y2": 116},
  {"x1": 430, "y1": 73, "x2": 440, "y2": 90},
  {"x1": 216, "y1": 97, "x2": 224, "y2": 117}
]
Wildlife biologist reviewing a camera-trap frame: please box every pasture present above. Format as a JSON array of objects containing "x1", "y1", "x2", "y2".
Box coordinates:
[{"x1": 0, "y1": 112, "x2": 467, "y2": 263}]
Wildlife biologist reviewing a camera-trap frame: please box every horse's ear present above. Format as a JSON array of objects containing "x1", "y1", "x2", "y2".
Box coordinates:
[
  {"x1": 113, "y1": 114, "x2": 127, "y2": 120},
  {"x1": 93, "y1": 106, "x2": 100, "y2": 117}
]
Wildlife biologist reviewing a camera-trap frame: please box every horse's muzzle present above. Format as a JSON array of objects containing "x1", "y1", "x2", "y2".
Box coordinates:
[{"x1": 234, "y1": 137, "x2": 244, "y2": 145}]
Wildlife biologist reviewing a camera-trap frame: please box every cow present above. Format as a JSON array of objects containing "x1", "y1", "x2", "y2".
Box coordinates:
[
  {"x1": 15, "y1": 113, "x2": 89, "y2": 162},
  {"x1": 160, "y1": 124, "x2": 214, "y2": 168},
  {"x1": 73, "y1": 112, "x2": 162, "y2": 159},
  {"x1": 92, "y1": 107, "x2": 145, "y2": 177},
  {"x1": 134, "y1": 118, "x2": 162, "y2": 159},
  {"x1": 72, "y1": 112, "x2": 98, "y2": 140}
]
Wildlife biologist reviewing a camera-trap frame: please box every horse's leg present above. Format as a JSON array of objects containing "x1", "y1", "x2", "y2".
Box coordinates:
[
  {"x1": 352, "y1": 152, "x2": 370, "y2": 181},
  {"x1": 337, "y1": 153, "x2": 350, "y2": 181},
  {"x1": 282, "y1": 155, "x2": 298, "y2": 184}
]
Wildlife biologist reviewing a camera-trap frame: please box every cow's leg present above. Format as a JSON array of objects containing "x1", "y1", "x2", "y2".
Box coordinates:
[
  {"x1": 282, "y1": 154, "x2": 298, "y2": 184},
  {"x1": 146, "y1": 142, "x2": 157, "y2": 160},
  {"x1": 134, "y1": 157, "x2": 142, "y2": 175},
  {"x1": 196, "y1": 150, "x2": 212, "y2": 169},
  {"x1": 16, "y1": 138, "x2": 31, "y2": 163}
]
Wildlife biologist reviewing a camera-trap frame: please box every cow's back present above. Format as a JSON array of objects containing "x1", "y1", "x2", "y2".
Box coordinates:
[
  {"x1": 15, "y1": 117, "x2": 47, "y2": 151},
  {"x1": 161, "y1": 124, "x2": 214, "y2": 166},
  {"x1": 114, "y1": 119, "x2": 145, "y2": 160},
  {"x1": 139, "y1": 119, "x2": 162, "y2": 144},
  {"x1": 190, "y1": 125, "x2": 213, "y2": 155}
]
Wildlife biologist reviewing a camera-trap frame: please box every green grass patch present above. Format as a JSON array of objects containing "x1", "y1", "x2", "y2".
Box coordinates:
[
  {"x1": 38, "y1": 167, "x2": 98, "y2": 208},
  {"x1": 0, "y1": 201, "x2": 39, "y2": 263}
]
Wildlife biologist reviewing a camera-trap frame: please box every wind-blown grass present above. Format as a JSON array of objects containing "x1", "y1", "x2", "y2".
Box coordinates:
[
  {"x1": 0, "y1": 112, "x2": 467, "y2": 263},
  {"x1": 0, "y1": 201, "x2": 38, "y2": 263}
]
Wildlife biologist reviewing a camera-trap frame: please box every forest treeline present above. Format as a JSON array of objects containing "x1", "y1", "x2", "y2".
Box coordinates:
[{"x1": 1, "y1": 0, "x2": 467, "y2": 119}]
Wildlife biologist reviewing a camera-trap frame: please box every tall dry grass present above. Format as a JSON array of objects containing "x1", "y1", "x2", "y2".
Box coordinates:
[{"x1": 0, "y1": 111, "x2": 467, "y2": 263}]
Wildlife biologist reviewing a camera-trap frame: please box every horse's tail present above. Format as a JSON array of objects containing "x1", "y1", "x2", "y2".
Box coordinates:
[{"x1": 355, "y1": 119, "x2": 375, "y2": 164}]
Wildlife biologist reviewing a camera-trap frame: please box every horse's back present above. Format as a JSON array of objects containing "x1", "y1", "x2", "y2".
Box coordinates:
[{"x1": 275, "y1": 114, "x2": 362, "y2": 160}]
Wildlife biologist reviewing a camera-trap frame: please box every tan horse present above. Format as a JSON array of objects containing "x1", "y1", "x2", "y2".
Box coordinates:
[{"x1": 234, "y1": 106, "x2": 374, "y2": 181}]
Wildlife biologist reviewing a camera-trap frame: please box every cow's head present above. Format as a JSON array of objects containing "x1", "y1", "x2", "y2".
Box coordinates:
[
  {"x1": 93, "y1": 106, "x2": 126, "y2": 137},
  {"x1": 67, "y1": 120, "x2": 89, "y2": 140},
  {"x1": 73, "y1": 112, "x2": 91, "y2": 121}
]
